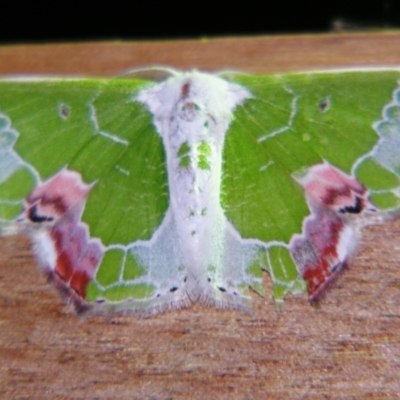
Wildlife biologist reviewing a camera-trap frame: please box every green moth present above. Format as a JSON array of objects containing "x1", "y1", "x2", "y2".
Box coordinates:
[{"x1": 0, "y1": 68, "x2": 399, "y2": 315}]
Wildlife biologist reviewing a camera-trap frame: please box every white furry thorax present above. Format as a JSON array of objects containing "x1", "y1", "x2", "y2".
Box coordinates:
[{"x1": 137, "y1": 71, "x2": 251, "y2": 276}]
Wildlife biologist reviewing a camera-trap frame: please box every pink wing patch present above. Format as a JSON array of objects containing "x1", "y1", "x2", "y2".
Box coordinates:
[
  {"x1": 21, "y1": 169, "x2": 103, "y2": 306},
  {"x1": 297, "y1": 163, "x2": 371, "y2": 214},
  {"x1": 291, "y1": 163, "x2": 375, "y2": 300}
]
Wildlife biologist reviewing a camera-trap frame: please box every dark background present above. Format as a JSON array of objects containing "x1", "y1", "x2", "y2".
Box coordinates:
[{"x1": 1, "y1": 1, "x2": 400, "y2": 44}]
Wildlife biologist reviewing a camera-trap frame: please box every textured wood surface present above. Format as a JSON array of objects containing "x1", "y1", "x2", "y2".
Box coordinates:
[{"x1": 1, "y1": 32, "x2": 400, "y2": 399}]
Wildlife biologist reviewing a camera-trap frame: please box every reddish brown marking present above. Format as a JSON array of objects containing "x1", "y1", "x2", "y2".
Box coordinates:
[
  {"x1": 40, "y1": 195, "x2": 68, "y2": 214},
  {"x1": 322, "y1": 186, "x2": 351, "y2": 206},
  {"x1": 50, "y1": 219, "x2": 102, "y2": 299},
  {"x1": 55, "y1": 250, "x2": 73, "y2": 282},
  {"x1": 51, "y1": 229, "x2": 63, "y2": 249},
  {"x1": 301, "y1": 217, "x2": 344, "y2": 297},
  {"x1": 25, "y1": 169, "x2": 104, "y2": 304},
  {"x1": 290, "y1": 198, "x2": 353, "y2": 300},
  {"x1": 70, "y1": 270, "x2": 91, "y2": 298},
  {"x1": 181, "y1": 81, "x2": 191, "y2": 99}
]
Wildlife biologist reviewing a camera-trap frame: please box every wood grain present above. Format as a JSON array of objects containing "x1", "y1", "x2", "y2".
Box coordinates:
[{"x1": 1, "y1": 32, "x2": 400, "y2": 399}]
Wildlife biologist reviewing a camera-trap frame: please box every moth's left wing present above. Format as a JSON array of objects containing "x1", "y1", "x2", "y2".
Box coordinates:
[{"x1": 0, "y1": 78, "x2": 192, "y2": 314}]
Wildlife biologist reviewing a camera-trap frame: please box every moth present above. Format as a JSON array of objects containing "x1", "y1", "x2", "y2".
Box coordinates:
[{"x1": 1, "y1": 68, "x2": 399, "y2": 315}]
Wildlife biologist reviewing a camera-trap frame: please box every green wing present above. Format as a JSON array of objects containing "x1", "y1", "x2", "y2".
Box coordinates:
[{"x1": 224, "y1": 70, "x2": 400, "y2": 300}]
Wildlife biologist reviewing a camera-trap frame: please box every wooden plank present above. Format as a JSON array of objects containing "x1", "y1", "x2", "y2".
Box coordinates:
[{"x1": 1, "y1": 32, "x2": 400, "y2": 399}]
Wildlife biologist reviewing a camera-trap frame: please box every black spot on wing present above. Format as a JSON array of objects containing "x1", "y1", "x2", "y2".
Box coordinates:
[
  {"x1": 28, "y1": 205, "x2": 54, "y2": 223},
  {"x1": 338, "y1": 196, "x2": 363, "y2": 214}
]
